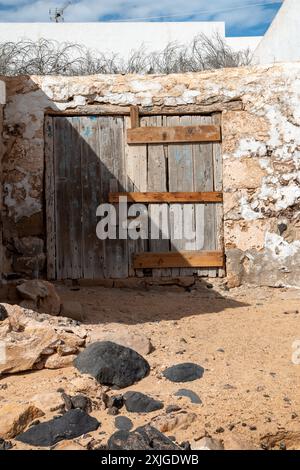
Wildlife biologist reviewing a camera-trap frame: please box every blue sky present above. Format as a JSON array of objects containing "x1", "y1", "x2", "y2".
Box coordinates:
[{"x1": 0, "y1": 1, "x2": 283, "y2": 36}]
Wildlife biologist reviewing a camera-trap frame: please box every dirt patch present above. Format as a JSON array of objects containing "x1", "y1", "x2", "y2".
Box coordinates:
[{"x1": 1, "y1": 280, "x2": 300, "y2": 450}]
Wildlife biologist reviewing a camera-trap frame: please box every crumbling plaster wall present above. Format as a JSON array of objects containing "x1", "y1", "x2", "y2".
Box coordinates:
[{"x1": 1, "y1": 64, "x2": 300, "y2": 287}]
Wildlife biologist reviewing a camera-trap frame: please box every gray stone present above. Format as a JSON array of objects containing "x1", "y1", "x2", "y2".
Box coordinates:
[
  {"x1": 74, "y1": 341, "x2": 150, "y2": 389},
  {"x1": 0, "y1": 438, "x2": 12, "y2": 450},
  {"x1": 71, "y1": 395, "x2": 91, "y2": 412},
  {"x1": 174, "y1": 389, "x2": 202, "y2": 404},
  {"x1": 163, "y1": 363, "x2": 204, "y2": 382},
  {"x1": 123, "y1": 391, "x2": 164, "y2": 413},
  {"x1": 166, "y1": 404, "x2": 181, "y2": 414},
  {"x1": 114, "y1": 416, "x2": 133, "y2": 431},
  {"x1": 108, "y1": 425, "x2": 181, "y2": 450},
  {"x1": 16, "y1": 409, "x2": 100, "y2": 447}
]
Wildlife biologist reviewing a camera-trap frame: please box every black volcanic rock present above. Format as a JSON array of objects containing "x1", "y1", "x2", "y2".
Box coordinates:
[
  {"x1": 163, "y1": 363, "x2": 204, "y2": 382},
  {"x1": 108, "y1": 425, "x2": 180, "y2": 450},
  {"x1": 16, "y1": 409, "x2": 99, "y2": 447},
  {"x1": 123, "y1": 391, "x2": 164, "y2": 413},
  {"x1": 74, "y1": 341, "x2": 150, "y2": 388}
]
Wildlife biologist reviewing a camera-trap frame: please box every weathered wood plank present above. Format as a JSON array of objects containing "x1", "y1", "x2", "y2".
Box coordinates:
[
  {"x1": 133, "y1": 251, "x2": 224, "y2": 269},
  {"x1": 99, "y1": 116, "x2": 128, "y2": 279},
  {"x1": 51, "y1": 118, "x2": 82, "y2": 280},
  {"x1": 45, "y1": 116, "x2": 56, "y2": 280},
  {"x1": 127, "y1": 125, "x2": 221, "y2": 144},
  {"x1": 45, "y1": 100, "x2": 243, "y2": 117},
  {"x1": 109, "y1": 191, "x2": 223, "y2": 203},
  {"x1": 80, "y1": 116, "x2": 104, "y2": 279},
  {"x1": 124, "y1": 115, "x2": 148, "y2": 277},
  {"x1": 212, "y1": 113, "x2": 225, "y2": 278},
  {"x1": 130, "y1": 105, "x2": 140, "y2": 128},
  {"x1": 147, "y1": 115, "x2": 171, "y2": 278},
  {"x1": 167, "y1": 115, "x2": 195, "y2": 276},
  {"x1": 190, "y1": 115, "x2": 217, "y2": 277},
  {"x1": 68, "y1": 117, "x2": 84, "y2": 280}
]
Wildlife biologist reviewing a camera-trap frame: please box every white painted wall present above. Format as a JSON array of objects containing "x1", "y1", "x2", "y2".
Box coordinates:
[
  {"x1": 254, "y1": 0, "x2": 300, "y2": 64},
  {"x1": 0, "y1": 22, "x2": 260, "y2": 57},
  {"x1": 227, "y1": 36, "x2": 262, "y2": 52}
]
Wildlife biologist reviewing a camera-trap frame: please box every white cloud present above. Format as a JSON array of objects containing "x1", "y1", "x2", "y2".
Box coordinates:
[{"x1": 0, "y1": 0, "x2": 283, "y2": 32}]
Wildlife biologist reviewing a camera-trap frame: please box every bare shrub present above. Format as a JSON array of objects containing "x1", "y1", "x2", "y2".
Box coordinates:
[{"x1": 0, "y1": 34, "x2": 252, "y2": 76}]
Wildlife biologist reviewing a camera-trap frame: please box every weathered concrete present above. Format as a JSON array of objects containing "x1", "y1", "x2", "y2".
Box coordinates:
[{"x1": 1, "y1": 64, "x2": 300, "y2": 287}]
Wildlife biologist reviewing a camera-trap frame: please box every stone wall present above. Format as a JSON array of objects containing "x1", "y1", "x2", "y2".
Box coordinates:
[{"x1": 1, "y1": 64, "x2": 300, "y2": 287}]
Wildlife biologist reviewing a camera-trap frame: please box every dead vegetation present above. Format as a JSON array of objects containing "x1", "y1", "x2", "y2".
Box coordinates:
[{"x1": 0, "y1": 34, "x2": 252, "y2": 76}]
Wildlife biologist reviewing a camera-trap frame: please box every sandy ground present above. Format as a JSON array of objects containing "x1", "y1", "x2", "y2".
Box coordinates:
[{"x1": 1, "y1": 280, "x2": 300, "y2": 450}]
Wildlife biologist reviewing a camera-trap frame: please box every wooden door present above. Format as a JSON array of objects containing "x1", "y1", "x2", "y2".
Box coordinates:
[{"x1": 45, "y1": 113, "x2": 223, "y2": 280}]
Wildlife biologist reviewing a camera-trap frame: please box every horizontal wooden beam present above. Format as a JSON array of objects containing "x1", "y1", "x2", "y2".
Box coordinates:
[
  {"x1": 109, "y1": 192, "x2": 223, "y2": 203},
  {"x1": 133, "y1": 251, "x2": 224, "y2": 269},
  {"x1": 127, "y1": 125, "x2": 221, "y2": 144},
  {"x1": 45, "y1": 101, "x2": 241, "y2": 116}
]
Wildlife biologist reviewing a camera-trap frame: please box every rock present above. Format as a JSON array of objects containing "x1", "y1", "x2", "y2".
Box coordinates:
[
  {"x1": 180, "y1": 441, "x2": 191, "y2": 450},
  {"x1": 107, "y1": 394, "x2": 124, "y2": 410},
  {"x1": 16, "y1": 280, "x2": 61, "y2": 316},
  {"x1": 0, "y1": 305, "x2": 8, "y2": 321},
  {"x1": 31, "y1": 392, "x2": 65, "y2": 413},
  {"x1": 123, "y1": 391, "x2": 164, "y2": 413},
  {"x1": 16, "y1": 409, "x2": 100, "y2": 447},
  {"x1": 13, "y1": 236, "x2": 44, "y2": 257},
  {"x1": 0, "y1": 438, "x2": 13, "y2": 450},
  {"x1": 152, "y1": 412, "x2": 197, "y2": 433},
  {"x1": 216, "y1": 427, "x2": 225, "y2": 433},
  {"x1": 174, "y1": 389, "x2": 202, "y2": 404},
  {"x1": 59, "y1": 392, "x2": 72, "y2": 412},
  {"x1": 74, "y1": 341, "x2": 150, "y2": 388},
  {"x1": 107, "y1": 406, "x2": 119, "y2": 416},
  {"x1": 71, "y1": 395, "x2": 92, "y2": 412},
  {"x1": 13, "y1": 254, "x2": 46, "y2": 277},
  {"x1": 88, "y1": 329, "x2": 153, "y2": 356},
  {"x1": 0, "y1": 303, "x2": 87, "y2": 374},
  {"x1": 53, "y1": 440, "x2": 86, "y2": 451},
  {"x1": 43, "y1": 354, "x2": 78, "y2": 370},
  {"x1": 115, "y1": 416, "x2": 133, "y2": 431},
  {"x1": 191, "y1": 436, "x2": 224, "y2": 450},
  {"x1": 163, "y1": 363, "x2": 204, "y2": 382},
  {"x1": 108, "y1": 425, "x2": 181, "y2": 450},
  {"x1": 60, "y1": 301, "x2": 84, "y2": 322},
  {"x1": 0, "y1": 403, "x2": 44, "y2": 439},
  {"x1": 166, "y1": 404, "x2": 181, "y2": 414}
]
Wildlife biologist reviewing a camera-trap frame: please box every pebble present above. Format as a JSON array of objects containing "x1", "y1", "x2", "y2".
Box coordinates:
[
  {"x1": 215, "y1": 427, "x2": 224, "y2": 433},
  {"x1": 114, "y1": 416, "x2": 133, "y2": 431},
  {"x1": 166, "y1": 404, "x2": 181, "y2": 414},
  {"x1": 174, "y1": 389, "x2": 202, "y2": 404}
]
